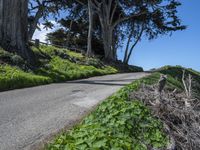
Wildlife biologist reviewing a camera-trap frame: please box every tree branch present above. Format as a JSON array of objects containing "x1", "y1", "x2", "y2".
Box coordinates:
[
  {"x1": 110, "y1": 1, "x2": 117, "y2": 24},
  {"x1": 112, "y1": 11, "x2": 147, "y2": 28},
  {"x1": 125, "y1": 24, "x2": 144, "y2": 63}
]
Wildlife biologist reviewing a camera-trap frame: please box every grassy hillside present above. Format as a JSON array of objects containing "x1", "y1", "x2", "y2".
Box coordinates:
[
  {"x1": 157, "y1": 65, "x2": 200, "y2": 98},
  {"x1": 47, "y1": 66, "x2": 200, "y2": 150},
  {"x1": 0, "y1": 45, "x2": 143, "y2": 91},
  {"x1": 157, "y1": 65, "x2": 200, "y2": 82},
  {"x1": 47, "y1": 73, "x2": 169, "y2": 150}
]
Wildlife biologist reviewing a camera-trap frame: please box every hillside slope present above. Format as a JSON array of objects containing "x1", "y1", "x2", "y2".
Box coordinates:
[
  {"x1": 0, "y1": 45, "x2": 143, "y2": 91},
  {"x1": 47, "y1": 66, "x2": 200, "y2": 150},
  {"x1": 157, "y1": 65, "x2": 200, "y2": 98}
]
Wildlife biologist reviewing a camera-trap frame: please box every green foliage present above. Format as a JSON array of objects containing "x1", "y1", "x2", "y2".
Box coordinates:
[
  {"x1": 47, "y1": 74, "x2": 168, "y2": 150},
  {"x1": 158, "y1": 65, "x2": 200, "y2": 80},
  {"x1": 0, "y1": 65, "x2": 51, "y2": 91},
  {"x1": 0, "y1": 47, "x2": 12, "y2": 59},
  {"x1": 157, "y1": 65, "x2": 200, "y2": 92},
  {"x1": 82, "y1": 58, "x2": 102, "y2": 68},
  {"x1": 67, "y1": 51, "x2": 84, "y2": 60},
  {"x1": 11, "y1": 55, "x2": 24, "y2": 65},
  {"x1": 0, "y1": 45, "x2": 143, "y2": 91},
  {"x1": 0, "y1": 48, "x2": 25, "y2": 65},
  {"x1": 0, "y1": 45, "x2": 118, "y2": 91},
  {"x1": 128, "y1": 65, "x2": 144, "y2": 72},
  {"x1": 36, "y1": 56, "x2": 117, "y2": 82}
]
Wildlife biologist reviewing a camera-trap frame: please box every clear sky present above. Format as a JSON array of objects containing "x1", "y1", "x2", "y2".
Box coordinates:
[
  {"x1": 118, "y1": 0, "x2": 200, "y2": 71},
  {"x1": 34, "y1": 0, "x2": 200, "y2": 71}
]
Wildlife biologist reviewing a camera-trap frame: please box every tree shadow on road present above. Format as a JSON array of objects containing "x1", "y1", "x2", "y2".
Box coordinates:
[{"x1": 67, "y1": 79, "x2": 135, "y2": 86}]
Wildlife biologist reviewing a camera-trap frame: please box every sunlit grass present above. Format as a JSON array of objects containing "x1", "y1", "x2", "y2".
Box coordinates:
[{"x1": 0, "y1": 45, "x2": 118, "y2": 91}]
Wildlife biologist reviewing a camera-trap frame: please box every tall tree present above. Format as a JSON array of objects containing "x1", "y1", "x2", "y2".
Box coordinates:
[
  {"x1": 122, "y1": 0, "x2": 186, "y2": 64},
  {"x1": 0, "y1": 0, "x2": 35, "y2": 64},
  {"x1": 90, "y1": 0, "x2": 185, "y2": 61},
  {"x1": 75, "y1": 0, "x2": 95, "y2": 57}
]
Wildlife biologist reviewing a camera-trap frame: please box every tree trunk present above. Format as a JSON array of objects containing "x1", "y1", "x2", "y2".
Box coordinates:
[
  {"x1": 123, "y1": 30, "x2": 133, "y2": 64},
  {"x1": 86, "y1": 0, "x2": 93, "y2": 57},
  {"x1": 96, "y1": 1, "x2": 117, "y2": 61},
  {"x1": 66, "y1": 20, "x2": 73, "y2": 47},
  {"x1": 101, "y1": 23, "x2": 115, "y2": 61},
  {"x1": 0, "y1": 0, "x2": 3, "y2": 38},
  {"x1": 0, "y1": 0, "x2": 35, "y2": 64},
  {"x1": 28, "y1": 6, "x2": 43, "y2": 40},
  {"x1": 102, "y1": 29, "x2": 112, "y2": 60},
  {"x1": 123, "y1": 26, "x2": 144, "y2": 64}
]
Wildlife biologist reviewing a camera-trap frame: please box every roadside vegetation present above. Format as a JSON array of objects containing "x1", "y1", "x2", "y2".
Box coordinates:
[
  {"x1": 0, "y1": 45, "x2": 143, "y2": 91},
  {"x1": 132, "y1": 66, "x2": 200, "y2": 149},
  {"x1": 47, "y1": 66, "x2": 200, "y2": 150},
  {"x1": 47, "y1": 73, "x2": 169, "y2": 150}
]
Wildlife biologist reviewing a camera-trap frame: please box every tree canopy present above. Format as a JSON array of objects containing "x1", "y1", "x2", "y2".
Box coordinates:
[{"x1": 0, "y1": 0, "x2": 186, "y2": 65}]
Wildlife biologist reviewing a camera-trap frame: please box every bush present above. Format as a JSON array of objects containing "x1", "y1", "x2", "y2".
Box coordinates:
[
  {"x1": 11, "y1": 54, "x2": 24, "y2": 65},
  {"x1": 84, "y1": 58, "x2": 104, "y2": 68},
  {"x1": 0, "y1": 48, "x2": 13, "y2": 63}
]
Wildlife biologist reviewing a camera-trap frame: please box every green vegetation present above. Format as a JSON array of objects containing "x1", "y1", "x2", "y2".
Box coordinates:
[
  {"x1": 0, "y1": 45, "x2": 117, "y2": 91},
  {"x1": 47, "y1": 73, "x2": 168, "y2": 150},
  {"x1": 0, "y1": 65, "x2": 51, "y2": 91},
  {"x1": 157, "y1": 65, "x2": 200, "y2": 83},
  {"x1": 47, "y1": 66, "x2": 200, "y2": 150},
  {"x1": 0, "y1": 45, "x2": 143, "y2": 91},
  {"x1": 36, "y1": 56, "x2": 117, "y2": 82},
  {"x1": 157, "y1": 65, "x2": 200, "y2": 96}
]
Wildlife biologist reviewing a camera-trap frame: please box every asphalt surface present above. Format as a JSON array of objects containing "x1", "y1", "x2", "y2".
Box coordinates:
[{"x1": 0, "y1": 73, "x2": 149, "y2": 150}]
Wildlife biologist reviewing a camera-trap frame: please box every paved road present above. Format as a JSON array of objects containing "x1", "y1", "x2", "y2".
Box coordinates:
[{"x1": 0, "y1": 73, "x2": 149, "y2": 150}]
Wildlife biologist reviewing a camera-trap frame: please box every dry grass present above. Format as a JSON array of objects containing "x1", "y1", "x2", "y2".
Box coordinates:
[{"x1": 130, "y1": 83, "x2": 200, "y2": 150}]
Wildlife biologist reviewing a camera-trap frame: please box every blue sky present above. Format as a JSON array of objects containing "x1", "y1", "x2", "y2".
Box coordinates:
[
  {"x1": 118, "y1": 0, "x2": 200, "y2": 71},
  {"x1": 34, "y1": 0, "x2": 200, "y2": 71}
]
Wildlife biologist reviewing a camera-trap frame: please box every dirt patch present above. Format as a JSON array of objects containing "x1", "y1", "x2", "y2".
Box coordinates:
[{"x1": 130, "y1": 84, "x2": 200, "y2": 150}]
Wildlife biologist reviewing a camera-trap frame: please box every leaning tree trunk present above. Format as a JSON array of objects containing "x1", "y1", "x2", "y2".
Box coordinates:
[
  {"x1": 0, "y1": 0, "x2": 35, "y2": 64},
  {"x1": 123, "y1": 25, "x2": 144, "y2": 64},
  {"x1": 123, "y1": 30, "x2": 133, "y2": 64},
  {"x1": 28, "y1": 6, "x2": 43, "y2": 40}
]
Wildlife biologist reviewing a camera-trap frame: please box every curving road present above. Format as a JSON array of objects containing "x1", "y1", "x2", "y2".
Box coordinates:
[{"x1": 0, "y1": 73, "x2": 149, "y2": 150}]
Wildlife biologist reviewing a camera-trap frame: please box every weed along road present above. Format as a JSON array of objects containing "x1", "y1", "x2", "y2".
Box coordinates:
[{"x1": 0, "y1": 73, "x2": 148, "y2": 150}]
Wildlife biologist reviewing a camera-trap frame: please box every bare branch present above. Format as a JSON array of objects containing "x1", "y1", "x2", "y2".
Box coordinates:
[
  {"x1": 182, "y1": 70, "x2": 192, "y2": 107},
  {"x1": 75, "y1": 0, "x2": 85, "y2": 6}
]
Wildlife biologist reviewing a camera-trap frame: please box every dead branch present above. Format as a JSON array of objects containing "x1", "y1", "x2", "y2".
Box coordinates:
[
  {"x1": 182, "y1": 70, "x2": 192, "y2": 107},
  {"x1": 130, "y1": 83, "x2": 200, "y2": 150}
]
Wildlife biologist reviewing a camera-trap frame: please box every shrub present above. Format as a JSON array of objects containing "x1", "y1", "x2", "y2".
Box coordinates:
[
  {"x1": 11, "y1": 54, "x2": 24, "y2": 65},
  {"x1": 84, "y1": 58, "x2": 104, "y2": 68}
]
